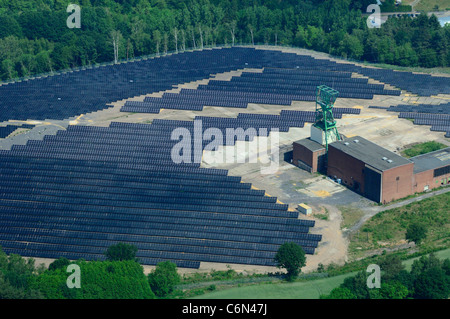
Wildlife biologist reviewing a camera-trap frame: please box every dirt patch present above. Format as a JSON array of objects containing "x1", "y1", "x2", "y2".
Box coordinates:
[{"x1": 302, "y1": 204, "x2": 349, "y2": 272}]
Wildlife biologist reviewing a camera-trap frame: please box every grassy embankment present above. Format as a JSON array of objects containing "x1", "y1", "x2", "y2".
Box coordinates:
[{"x1": 184, "y1": 191, "x2": 449, "y2": 299}]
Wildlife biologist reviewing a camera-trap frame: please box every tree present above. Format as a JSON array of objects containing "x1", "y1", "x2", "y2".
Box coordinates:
[
  {"x1": 110, "y1": 30, "x2": 122, "y2": 64},
  {"x1": 163, "y1": 32, "x2": 168, "y2": 55},
  {"x1": 33, "y1": 260, "x2": 154, "y2": 299},
  {"x1": 406, "y1": 222, "x2": 427, "y2": 244},
  {"x1": 248, "y1": 24, "x2": 254, "y2": 45},
  {"x1": 274, "y1": 242, "x2": 306, "y2": 281},
  {"x1": 0, "y1": 247, "x2": 43, "y2": 299},
  {"x1": 148, "y1": 261, "x2": 181, "y2": 297},
  {"x1": 228, "y1": 20, "x2": 237, "y2": 46},
  {"x1": 321, "y1": 287, "x2": 357, "y2": 299},
  {"x1": 198, "y1": 25, "x2": 204, "y2": 49},
  {"x1": 181, "y1": 29, "x2": 186, "y2": 51},
  {"x1": 413, "y1": 267, "x2": 449, "y2": 299},
  {"x1": 48, "y1": 257, "x2": 71, "y2": 271},
  {"x1": 153, "y1": 30, "x2": 162, "y2": 55},
  {"x1": 341, "y1": 271, "x2": 370, "y2": 299},
  {"x1": 410, "y1": 253, "x2": 442, "y2": 278},
  {"x1": 105, "y1": 243, "x2": 138, "y2": 262},
  {"x1": 173, "y1": 27, "x2": 179, "y2": 53},
  {"x1": 342, "y1": 34, "x2": 364, "y2": 60},
  {"x1": 369, "y1": 281, "x2": 409, "y2": 299},
  {"x1": 393, "y1": 269, "x2": 415, "y2": 293},
  {"x1": 379, "y1": 254, "x2": 405, "y2": 281}
]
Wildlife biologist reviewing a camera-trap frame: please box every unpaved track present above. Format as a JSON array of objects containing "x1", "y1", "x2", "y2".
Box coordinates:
[
  {"x1": 346, "y1": 187, "x2": 450, "y2": 236},
  {"x1": 302, "y1": 205, "x2": 348, "y2": 272}
]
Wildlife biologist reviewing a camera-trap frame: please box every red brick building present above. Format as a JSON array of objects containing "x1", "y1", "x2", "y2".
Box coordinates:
[
  {"x1": 327, "y1": 136, "x2": 414, "y2": 203},
  {"x1": 411, "y1": 148, "x2": 450, "y2": 193},
  {"x1": 292, "y1": 138, "x2": 326, "y2": 173},
  {"x1": 293, "y1": 135, "x2": 450, "y2": 203}
]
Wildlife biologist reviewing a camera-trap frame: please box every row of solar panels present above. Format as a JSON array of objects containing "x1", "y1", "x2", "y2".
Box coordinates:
[
  {"x1": 0, "y1": 198, "x2": 306, "y2": 227},
  {"x1": 387, "y1": 102, "x2": 450, "y2": 114},
  {"x1": 0, "y1": 124, "x2": 34, "y2": 138},
  {"x1": 0, "y1": 183, "x2": 285, "y2": 210},
  {"x1": 0, "y1": 232, "x2": 316, "y2": 261},
  {"x1": 0, "y1": 245, "x2": 201, "y2": 269},
  {"x1": 0, "y1": 227, "x2": 319, "y2": 255},
  {"x1": 0, "y1": 211, "x2": 312, "y2": 241},
  {"x1": 370, "y1": 103, "x2": 450, "y2": 136},
  {"x1": 0, "y1": 206, "x2": 311, "y2": 233},
  {"x1": 0, "y1": 240, "x2": 286, "y2": 267},
  {"x1": 0, "y1": 179, "x2": 277, "y2": 204},
  {"x1": 0, "y1": 153, "x2": 230, "y2": 177},
  {"x1": 399, "y1": 112, "x2": 450, "y2": 120}
]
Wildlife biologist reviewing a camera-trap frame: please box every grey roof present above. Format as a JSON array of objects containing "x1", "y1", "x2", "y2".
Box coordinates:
[
  {"x1": 329, "y1": 136, "x2": 412, "y2": 171},
  {"x1": 410, "y1": 147, "x2": 450, "y2": 174},
  {"x1": 294, "y1": 138, "x2": 325, "y2": 152}
]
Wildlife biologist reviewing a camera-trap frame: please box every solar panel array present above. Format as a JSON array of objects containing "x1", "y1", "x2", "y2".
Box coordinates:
[
  {"x1": 347, "y1": 67, "x2": 450, "y2": 96},
  {"x1": 2, "y1": 47, "x2": 446, "y2": 124},
  {"x1": 0, "y1": 48, "x2": 287, "y2": 122},
  {"x1": 121, "y1": 68, "x2": 400, "y2": 114},
  {"x1": 0, "y1": 124, "x2": 35, "y2": 138},
  {"x1": 370, "y1": 102, "x2": 450, "y2": 136},
  {"x1": 299, "y1": 59, "x2": 450, "y2": 96},
  {"x1": 388, "y1": 102, "x2": 450, "y2": 114},
  {"x1": 189, "y1": 107, "x2": 360, "y2": 135},
  {"x1": 1, "y1": 47, "x2": 448, "y2": 269},
  {"x1": 0, "y1": 121, "x2": 322, "y2": 268},
  {"x1": 199, "y1": 69, "x2": 399, "y2": 99}
]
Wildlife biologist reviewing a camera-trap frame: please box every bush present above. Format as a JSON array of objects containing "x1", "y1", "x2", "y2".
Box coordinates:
[
  {"x1": 32, "y1": 259, "x2": 154, "y2": 299},
  {"x1": 48, "y1": 258, "x2": 71, "y2": 271},
  {"x1": 105, "y1": 243, "x2": 138, "y2": 262},
  {"x1": 406, "y1": 222, "x2": 428, "y2": 244},
  {"x1": 148, "y1": 261, "x2": 181, "y2": 298},
  {"x1": 207, "y1": 284, "x2": 216, "y2": 291}
]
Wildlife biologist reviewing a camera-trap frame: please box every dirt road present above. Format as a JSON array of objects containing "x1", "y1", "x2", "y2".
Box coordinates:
[
  {"x1": 303, "y1": 204, "x2": 349, "y2": 272},
  {"x1": 346, "y1": 187, "x2": 450, "y2": 236}
]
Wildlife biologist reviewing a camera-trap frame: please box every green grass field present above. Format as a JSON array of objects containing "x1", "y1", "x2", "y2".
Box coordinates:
[
  {"x1": 337, "y1": 205, "x2": 365, "y2": 229},
  {"x1": 192, "y1": 248, "x2": 450, "y2": 299},
  {"x1": 187, "y1": 191, "x2": 450, "y2": 299},
  {"x1": 190, "y1": 272, "x2": 357, "y2": 299},
  {"x1": 403, "y1": 248, "x2": 450, "y2": 271},
  {"x1": 401, "y1": 141, "x2": 447, "y2": 158},
  {"x1": 415, "y1": 0, "x2": 450, "y2": 11},
  {"x1": 349, "y1": 191, "x2": 450, "y2": 258}
]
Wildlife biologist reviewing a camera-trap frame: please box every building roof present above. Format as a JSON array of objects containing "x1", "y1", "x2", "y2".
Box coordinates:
[
  {"x1": 294, "y1": 138, "x2": 325, "y2": 152},
  {"x1": 410, "y1": 147, "x2": 450, "y2": 174},
  {"x1": 329, "y1": 136, "x2": 412, "y2": 171}
]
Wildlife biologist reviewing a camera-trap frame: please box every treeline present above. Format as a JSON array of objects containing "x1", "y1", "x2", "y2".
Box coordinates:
[
  {"x1": 321, "y1": 253, "x2": 450, "y2": 299},
  {"x1": 0, "y1": 0, "x2": 449, "y2": 81},
  {"x1": 0, "y1": 241, "x2": 306, "y2": 299},
  {"x1": 0, "y1": 244, "x2": 180, "y2": 299}
]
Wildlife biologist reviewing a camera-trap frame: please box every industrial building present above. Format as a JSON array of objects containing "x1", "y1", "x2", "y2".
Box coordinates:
[
  {"x1": 292, "y1": 86, "x2": 450, "y2": 204},
  {"x1": 292, "y1": 137, "x2": 326, "y2": 173},
  {"x1": 410, "y1": 148, "x2": 450, "y2": 193},
  {"x1": 294, "y1": 133, "x2": 450, "y2": 203}
]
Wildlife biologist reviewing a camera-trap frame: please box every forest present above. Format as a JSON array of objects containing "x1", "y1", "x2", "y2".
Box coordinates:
[{"x1": 0, "y1": 0, "x2": 448, "y2": 81}]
